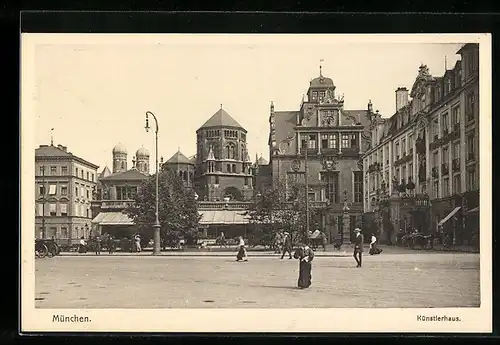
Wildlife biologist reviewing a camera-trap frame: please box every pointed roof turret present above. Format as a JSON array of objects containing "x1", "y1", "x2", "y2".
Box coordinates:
[
  {"x1": 165, "y1": 149, "x2": 193, "y2": 165},
  {"x1": 244, "y1": 149, "x2": 252, "y2": 163},
  {"x1": 205, "y1": 146, "x2": 215, "y2": 161},
  {"x1": 199, "y1": 106, "x2": 244, "y2": 130},
  {"x1": 99, "y1": 166, "x2": 112, "y2": 179}
]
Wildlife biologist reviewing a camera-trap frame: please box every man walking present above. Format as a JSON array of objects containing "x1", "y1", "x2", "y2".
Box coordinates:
[
  {"x1": 95, "y1": 234, "x2": 102, "y2": 255},
  {"x1": 353, "y1": 228, "x2": 364, "y2": 267},
  {"x1": 281, "y1": 232, "x2": 293, "y2": 259}
]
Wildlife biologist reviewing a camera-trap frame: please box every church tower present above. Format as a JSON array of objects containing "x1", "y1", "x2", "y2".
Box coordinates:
[
  {"x1": 135, "y1": 146, "x2": 150, "y2": 175},
  {"x1": 112, "y1": 143, "x2": 128, "y2": 174}
]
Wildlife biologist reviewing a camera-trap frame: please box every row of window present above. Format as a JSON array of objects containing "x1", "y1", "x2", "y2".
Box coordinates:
[
  {"x1": 38, "y1": 183, "x2": 93, "y2": 199},
  {"x1": 310, "y1": 90, "x2": 328, "y2": 102},
  {"x1": 431, "y1": 133, "x2": 475, "y2": 170},
  {"x1": 38, "y1": 165, "x2": 95, "y2": 182},
  {"x1": 115, "y1": 186, "x2": 137, "y2": 201},
  {"x1": 301, "y1": 133, "x2": 359, "y2": 150},
  {"x1": 204, "y1": 129, "x2": 246, "y2": 141},
  {"x1": 430, "y1": 167, "x2": 477, "y2": 199},
  {"x1": 198, "y1": 143, "x2": 247, "y2": 161},
  {"x1": 36, "y1": 202, "x2": 91, "y2": 218},
  {"x1": 38, "y1": 226, "x2": 90, "y2": 240},
  {"x1": 429, "y1": 96, "x2": 475, "y2": 141},
  {"x1": 286, "y1": 171, "x2": 363, "y2": 203}
]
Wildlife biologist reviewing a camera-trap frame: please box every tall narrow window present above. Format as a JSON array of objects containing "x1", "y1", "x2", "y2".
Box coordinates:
[
  {"x1": 354, "y1": 171, "x2": 363, "y2": 203},
  {"x1": 49, "y1": 203, "x2": 57, "y2": 216},
  {"x1": 61, "y1": 166, "x2": 68, "y2": 175},
  {"x1": 453, "y1": 174, "x2": 461, "y2": 194},
  {"x1": 442, "y1": 112, "x2": 449, "y2": 135},
  {"x1": 466, "y1": 93, "x2": 475, "y2": 121},
  {"x1": 329, "y1": 134, "x2": 337, "y2": 148},
  {"x1": 321, "y1": 134, "x2": 328, "y2": 149},
  {"x1": 402, "y1": 138, "x2": 406, "y2": 156},
  {"x1": 467, "y1": 168, "x2": 476, "y2": 190},
  {"x1": 467, "y1": 134, "x2": 475, "y2": 161},
  {"x1": 50, "y1": 166, "x2": 57, "y2": 175},
  {"x1": 308, "y1": 135, "x2": 317, "y2": 149},
  {"x1": 341, "y1": 134, "x2": 349, "y2": 148},
  {"x1": 322, "y1": 172, "x2": 338, "y2": 204}
]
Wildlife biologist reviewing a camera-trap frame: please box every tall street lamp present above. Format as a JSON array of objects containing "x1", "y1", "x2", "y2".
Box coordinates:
[
  {"x1": 303, "y1": 141, "x2": 310, "y2": 241},
  {"x1": 145, "y1": 111, "x2": 161, "y2": 255}
]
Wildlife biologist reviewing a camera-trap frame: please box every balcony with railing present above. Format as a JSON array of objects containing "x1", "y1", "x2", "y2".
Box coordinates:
[
  {"x1": 100, "y1": 200, "x2": 135, "y2": 210},
  {"x1": 198, "y1": 201, "x2": 252, "y2": 210}
]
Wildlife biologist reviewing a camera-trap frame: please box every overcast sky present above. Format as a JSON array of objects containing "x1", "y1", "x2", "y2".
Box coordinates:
[{"x1": 32, "y1": 35, "x2": 466, "y2": 172}]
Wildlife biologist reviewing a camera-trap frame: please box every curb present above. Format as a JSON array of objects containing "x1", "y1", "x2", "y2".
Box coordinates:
[{"x1": 56, "y1": 253, "x2": 353, "y2": 258}]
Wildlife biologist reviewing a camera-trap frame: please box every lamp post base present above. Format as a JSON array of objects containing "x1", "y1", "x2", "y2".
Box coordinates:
[{"x1": 152, "y1": 223, "x2": 161, "y2": 255}]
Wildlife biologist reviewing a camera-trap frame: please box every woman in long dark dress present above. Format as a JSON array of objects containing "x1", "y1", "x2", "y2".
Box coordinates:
[{"x1": 293, "y1": 244, "x2": 315, "y2": 289}]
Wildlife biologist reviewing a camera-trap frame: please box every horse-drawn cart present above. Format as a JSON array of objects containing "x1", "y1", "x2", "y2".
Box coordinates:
[{"x1": 35, "y1": 239, "x2": 61, "y2": 258}]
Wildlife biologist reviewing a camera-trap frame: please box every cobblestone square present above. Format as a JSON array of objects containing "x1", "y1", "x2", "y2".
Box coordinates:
[{"x1": 34, "y1": 251, "x2": 480, "y2": 309}]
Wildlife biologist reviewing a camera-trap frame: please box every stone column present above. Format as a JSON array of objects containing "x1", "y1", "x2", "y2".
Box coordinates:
[
  {"x1": 297, "y1": 133, "x2": 301, "y2": 154},
  {"x1": 338, "y1": 131, "x2": 342, "y2": 154},
  {"x1": 388, "y1": 142, "x2": 393, "y2": 195},
  {"x1": 460, "y1": 92, "x2": 467, "y2": 192},
  {"x1": 317, "y1": 131, "x2": 321, "y2": 155},
  {"x1": 110, "y1": 186, "x2": 117, "y2": 200},
  {"x1": 358, "y1": 132, "x2": 362, "y2": 154}
]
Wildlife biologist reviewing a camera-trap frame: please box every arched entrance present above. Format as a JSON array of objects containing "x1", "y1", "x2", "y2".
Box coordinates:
[{"x1": 223, "y1": 186, "x2": 243, "y2": 201}]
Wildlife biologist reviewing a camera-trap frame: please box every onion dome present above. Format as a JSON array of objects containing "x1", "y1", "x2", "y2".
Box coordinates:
[
  {"x1": 136, "y1": 146, "x2": 150, "y2": 157},
  {"x1": 112, "y1": 142, "x2": 127, "y2": 155}
]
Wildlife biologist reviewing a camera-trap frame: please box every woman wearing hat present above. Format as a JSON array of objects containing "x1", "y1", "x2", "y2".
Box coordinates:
[
  {"x1": 353, "y1": 228, "x2": 364, "y2": 267},
  {"x1": 293, "y1": 243, "x2": 315, "y2": 289}
]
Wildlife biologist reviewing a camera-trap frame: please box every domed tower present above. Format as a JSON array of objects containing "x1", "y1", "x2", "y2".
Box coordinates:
[
  {"x1": 112, "y1": 143, "x2": 128, "y2": 174},
  {"x1": 135, "y1": 146, "x2": 150, "y2": 175}
]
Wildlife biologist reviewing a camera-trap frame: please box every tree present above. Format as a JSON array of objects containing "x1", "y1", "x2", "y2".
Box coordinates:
[
  {"x1": 125, "y1": 169, "x2": 201, "y2": 246},
  {"x1": 246, "y1": 177, "x2": 319, "y2": 247}
]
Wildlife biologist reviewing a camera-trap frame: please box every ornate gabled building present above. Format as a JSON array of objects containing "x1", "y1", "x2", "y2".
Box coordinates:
[
  {"x1": 267, "y1": 66, "x2": 371, "y2": 243},
  {"x1": 194, "y1": 106, "x2": 254, "y2": 202},
  {"x1": 362, "y1": 43, "x2": 479, "y2": 245}
]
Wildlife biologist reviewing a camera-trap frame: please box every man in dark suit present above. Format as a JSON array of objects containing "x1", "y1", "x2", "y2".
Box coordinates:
[
  {"x1": 281, "y1": 232, "x2": 293, "y2": 259},
  {"x1": 353, "y1": 228, "x2": 364, "y2": 267}
]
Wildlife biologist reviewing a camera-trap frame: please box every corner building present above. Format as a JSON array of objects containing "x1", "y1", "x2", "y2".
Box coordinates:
[
  {"x1": 35, "y1": 143, "x2": 99, "y2": 243},
  {"x1": 267, "y1": 68, "x2": 371, "y2": 243}
]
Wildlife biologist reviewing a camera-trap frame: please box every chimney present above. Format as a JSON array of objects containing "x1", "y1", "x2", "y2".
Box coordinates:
[{"x1": 395, "y1": 87, "x2": 409, "y2": 112}]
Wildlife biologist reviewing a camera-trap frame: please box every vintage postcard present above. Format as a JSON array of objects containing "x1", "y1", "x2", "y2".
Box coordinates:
[{"x1": 21, "y1": 33, "x2": 492, "y2": 333}]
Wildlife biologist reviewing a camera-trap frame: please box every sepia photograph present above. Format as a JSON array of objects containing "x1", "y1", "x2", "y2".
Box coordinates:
[{"x1": 21, "y1": 33, "x2": 491, "y2": 333}]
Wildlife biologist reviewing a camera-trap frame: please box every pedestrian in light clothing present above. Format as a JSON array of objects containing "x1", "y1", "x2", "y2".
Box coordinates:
[
  {"x1": 280, "y1": 232, "x2": 293, "y2": 259},
  {"x1": 134, "y1": 234, "x2": 141, "y2": 253},
  {"x1": 236, "y1": 236, "x2": 248, "y2": 262},
  {"x1": 353, "y1": 228, "x2": 364, "y2": 267}
]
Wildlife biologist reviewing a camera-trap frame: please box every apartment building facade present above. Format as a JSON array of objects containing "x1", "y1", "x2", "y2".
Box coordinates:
[
  {"x1": 362, "y1": 43, "x2": 480, "y2": 244},
  {"x1": 35, "y1": 143, "x2": 99, "y2": 242}
]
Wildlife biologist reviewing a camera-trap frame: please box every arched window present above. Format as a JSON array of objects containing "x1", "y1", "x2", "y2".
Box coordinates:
[
  {"x1": 121, "y1": 161, "x2": 125, "y2": 169},
  {"x1": 226, "y1": 143, "x2": 237, "y2": 159}
]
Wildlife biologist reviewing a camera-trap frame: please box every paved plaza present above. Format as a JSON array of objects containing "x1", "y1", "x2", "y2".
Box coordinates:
[{"x1": 35, "y1": 251, "x2": 480, "y2": 309}]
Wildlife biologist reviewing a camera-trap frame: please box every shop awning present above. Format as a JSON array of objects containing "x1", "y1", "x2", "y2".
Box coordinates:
[
  {"x1": 467, "y1": 206, "x2": 479, "y2": 213},
  {"x1": 198, "y1": 210, "x2": 250, "y2": 225},
  {"x1": 437, "y1": 207, "x2": 461, "y2": 227},
  {"x1": 92, "y1": 212, "x2": 134, "y2": 226}
]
